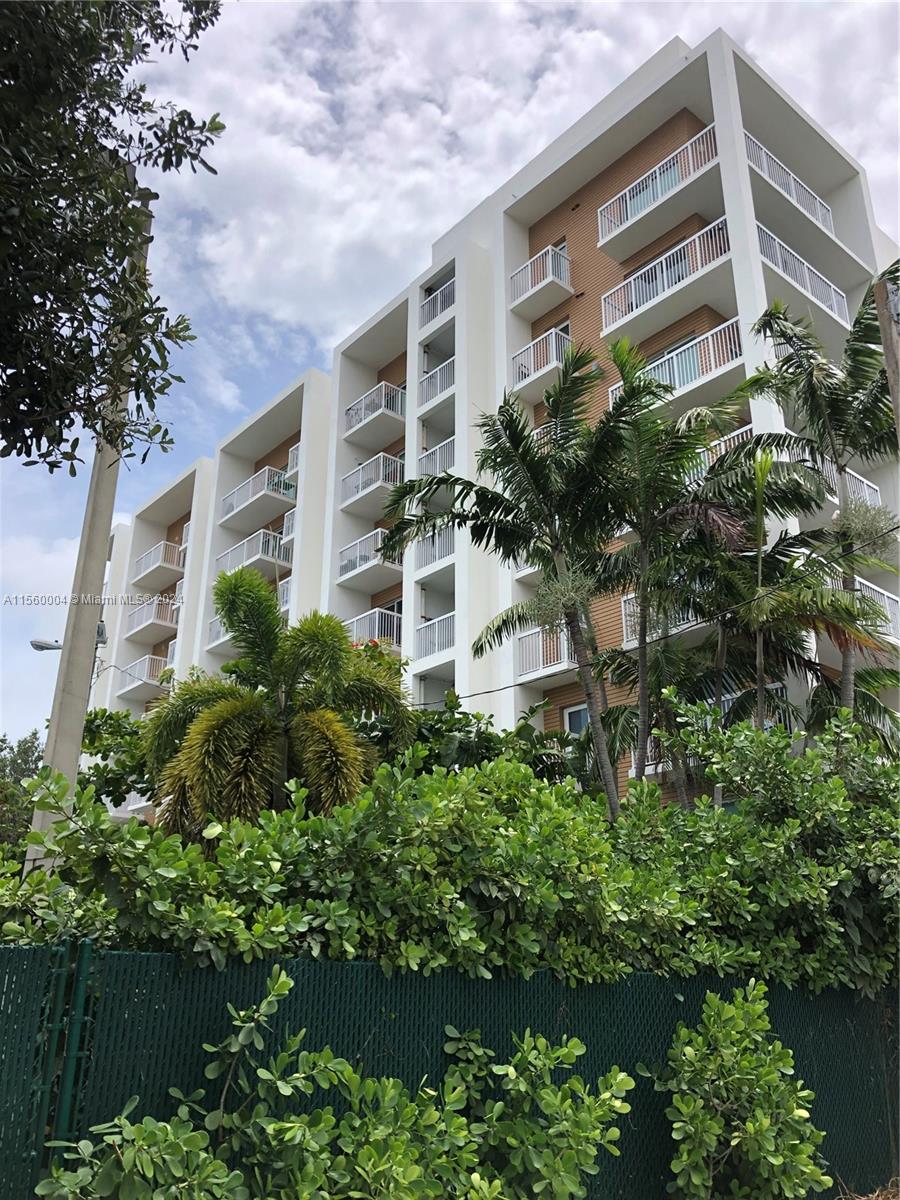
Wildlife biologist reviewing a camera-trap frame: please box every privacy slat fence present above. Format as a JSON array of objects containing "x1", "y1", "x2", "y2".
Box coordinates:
[{"x1": 2, "y1": 944, "x2": 897, "y2": 1198}]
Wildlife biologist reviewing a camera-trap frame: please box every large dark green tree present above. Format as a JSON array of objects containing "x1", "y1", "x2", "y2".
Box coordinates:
[
  {"x1": 0, "y1": 1, "x2": 223, "y2": 472},
  {"x1": 0, "y1": 729, "x2": 43, "y2": 851}
]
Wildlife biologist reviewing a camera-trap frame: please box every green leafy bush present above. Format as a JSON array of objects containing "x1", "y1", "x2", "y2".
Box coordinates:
[
  {"x1": 3, "y1": 714, "x2": 896, "y2": 993},
  {"x1": 647, "y1": 979, "x2": 832, "y2": 1198},
  {"x1": 39, "y1": 967, "x2": 634, "y2": 1199}
]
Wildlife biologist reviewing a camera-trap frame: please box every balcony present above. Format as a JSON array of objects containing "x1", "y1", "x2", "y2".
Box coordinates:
[
  {"x1": 601, "y1": 218, "x2": 732, "y2": 342},
  {"x1": 125, "y1": 597, "x2": 178, "y2": 646},
  {"x1": 281, "y1": 507, "x2": 296, "y2": 543},
  {"x1": 207, "y1": 615, "x2": 238, "y2": 656},
  {"x1": 509, "y1": 245, "x2": 574, "y2": 321},
  {"x1": 337, "y1": 528, "x2": 401, "y2": 592},
  {"x1": 609, "y1": 318, "x2": 743, "y2": 409},
  {"x1": 220, "y1": 466, "x2": 296, "y2": 533},
  {"x1": 415, "y1": 527, "x2": 455, "y2": 579},
  {"x1": 415, "y1": 611, "x2": 455, "y2": 661},
  {"x1": 757, "y1": 224, "x2": 849, "y2": 330},
  {"x1": 516, "y1": 627, "x2": 578, "y2": 684},
  {"x1": 418, "y1": 435, "x2": 455, "y2": 477},
  {"x1": 344, "y1": 382, "x2": 406, "y2": 450},
  {"x1": 215, "y1": 530, "x2": 292, "y2": 580},
  {"x1": 285, "y1": 441, "x2": 301, "y2": 480},
  {"x1": 783, "y1": 429, "x2": 881, "y2": 509},
  {"x1": 131, "y1": 540, "x2": 185, "y2": 591},
  {"x1": 514, "y1": 558, "x2": 542, "y2": 586},
  {"x1": 621, "y1": 595, "x2": 693, "y2": 649},
  {"x1": 745, "y1": 131, "x2": 833, "y2": 233},
  {"x1": 686, "y1": 424, "x2": 753, "y2": 482},
  {"x1": 344, "y1": 607, "x2": 402, "y2": 650},
  {"x1": 420, "y1": 278, "x2": 455, "y2": 329},
  {"x1": 597, "y1": 124, "x2": 720, "y2": 260},
  {"x1": 340, "y1": 452, "x2": 404, "y2": 517},
  {"x1": 278, "y1": 578, "x2": 291, "y2": 613},
  {"x1": 511, "y1": 328, "x2": 572, "y2": 404},
  {"x1": 419, "y1": 357, "x2": 455, "y2": 409},
  {"x1": 117, "y1": 654, "x2": 168, "y2": 702},
  {"x1": 856, "y1": 579, "x2": 900, "y2": 641},
  {"x1": 166, "y1": 639, "x2": 177, "y2": 668},
  {"x1": 173, "y1": 578, "x2": 185, "y2": 609}
]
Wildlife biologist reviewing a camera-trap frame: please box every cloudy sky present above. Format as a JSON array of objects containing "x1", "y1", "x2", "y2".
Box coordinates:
[{"x1": 1, "y1": 0, "x2": 897, "y2": 741}]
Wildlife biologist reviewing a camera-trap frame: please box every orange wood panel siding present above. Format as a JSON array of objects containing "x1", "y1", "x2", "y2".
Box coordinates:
[
  {"x1": 253, "y1": 432, "x2": 299, "y2": 474},
  {"x1": 370, "y1": 582, "x2": 403, "y2": 608},
  {"x1": 377, "y1": 352, "x2": 408, "y2": 388}
]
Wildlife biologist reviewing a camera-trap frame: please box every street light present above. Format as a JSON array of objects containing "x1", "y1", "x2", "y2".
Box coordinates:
[{"x1": 30, "y1": 639, "x2": 63, "y2": 652}]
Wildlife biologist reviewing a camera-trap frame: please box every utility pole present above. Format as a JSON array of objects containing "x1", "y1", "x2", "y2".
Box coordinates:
[
  {"x1": 873, "y1": 277, "x2": 900, "y2": 439},
  {"x1": 25, "y1": 172, "x2": 152, "y2": 867}
]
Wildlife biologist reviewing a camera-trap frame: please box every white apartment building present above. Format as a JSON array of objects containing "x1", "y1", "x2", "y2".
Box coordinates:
[{"x1": 96, "y1": 30, "x2": 898, "y2": 796}]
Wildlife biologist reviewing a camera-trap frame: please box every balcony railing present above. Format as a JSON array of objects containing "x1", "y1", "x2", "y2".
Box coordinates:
[
  {"x1": 340, "y1": 453, "x2": 404, "y2": 504},
  {"x1": 282, "y1": 508, "x2": 296, "y2": 541},
  {"x1": 686, "y1": 424, "x2": 753, "y2": 482},
  {"x1": 220, "y1": 466, "x2": 296, "y2": 522},
  {"x1": 345, "y1": 608, "x2": 402, "y2": 646},
  {"x1": 182, "y1": 520, "x2": 191, "y2": 547},
  {"x1": 208, "y1": 616, "x2": 230, "y2": 647},
  {"x1": 278, "y1": 578, "x2": 291, "y2": 611},
  {"x1": 419, "y1": 357, "x2": 455, "y2": 407},
  {"x1": 510, "y1": 245, "x2": 572, "y2": 303},
  {"x1": 126, "y1": 597, "x2": 178, "y2": 635},
  {"x1": 121, "y1": 655, "x2": 167, "y2": 691},
  {"x1": 621, "y1": 594, "x2": 692, "y2": 647},
  {"x1": 338, "y1": 528, "x2": 396, "y2": 577},
  {"x1": 286, "y1": 442, "x2": 301, "y2": 476},
  {"x1": 215, "y1": 530, "x2": 291, "y2": 574},
  {"x1": 133, "y1": 540, "x2": 184, "y2": 582},
  {"x1": 415, "y1": 611, "x2": 455, "y2": 659},
  {"x1": 757, "y1": 224, "x2": 849, "y2": 323},
  {"x1": 609, "y1": 318, "x2": 742, "y2": 402},
  {"x1": 517, "y1": 627, "x2": 576, "y2": 677},
  {"x1": 782, "y1": 429, "x2": 881, "y2": 506},
  {"x1": 166, "y1": 639, "x2": 177, "y2": 667},
  {"x1": 418, "y1": 435, "x2": 455, "y2": 477},
  {"x1": 420, "y1": 278, "x2": 455, "y2": 326},
  {"x1": 173, "y1": 578, "x2": 185, "y2": 607},
  {"x1": 601, "y1": 218, "x2": 729, "y2": 328},
  {"x1": 855, "y1": 578, "x2": 900, "y2": 639},
  {"x1": 512, "y1": 328, "x2": 572, "y2": 387},
  {"x1": 416, "y1": 526, "x2": 455, "y2": 569},
  {"x1": 598, "y1": 124, "x2": 718, "y2": 241},
  {"x1": 745, "y1": 131, "x2": 833, "y2": 234},
  {"x1": 345, "y1": 382, "x2": 406, "y2": 432}
]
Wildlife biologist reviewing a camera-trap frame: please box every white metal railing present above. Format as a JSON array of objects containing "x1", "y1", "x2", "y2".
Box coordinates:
[
  {"x1": 282, "y1": 508, "x2": 296, "y2": 541},
  {"x1": 182, "y1": 520, "x2": 191, "y2": 547},
  {"x1": 420, "y1": 278, "x2": 455, "y2": 326},
  {"x1": 133, "y1": 540, "x2": 184, "y2": 581},
  {"x1": 419, "y1": 357, "x2": 455, "y2": 407},
  {"x1": 517, "y1": 627, "x2": 576, "y2": 677},
  {"x1": 621, "y1": 594, "x2": 692, "y2": 647},
  {"x1": 512, "y1": 328, "x2": 572, "y2": 386},
  {"x1": 601, "y1": 218, "x2": 729, "y2": 328},
  {"x1": 757, "y1": 224, "x2": 849, "y2": 323},
  {"x1": 126, "y1": 597, "x2": 177, "y2": 634},
  {"x1": 609, "y1": 318, "x2": 742, "y2": 402},
  {"x1": 855, "y1": 578, "x2": 900, "y2": 639},
  {"x1": 173, "y1": 578, "x2": 185, "y2": 607},
  {"x1": 120, "y1": 655, "x2": 167, "y2": 691},
  {"x1": 744, "y1": 131, "x2": 833, "y2": 234},
  {"x1": 345, "y1": 382, "x2": 406, "y2": 432},
  {"x1": 415, "y1": 611, "x2": 455, "y2": 658},
  {"x1": 286, "y1": 442, "x2": 301, "y2": 476},
  {"x1": 278, "y1": 578, "x2": 291, "y2": 611},
  {"x1": 220, "y1": 466, "x2": 296, "y2": 521},
  {"x1": 345, "y1": 608, "x2": 402, "y2": 646},
  {"x1": 340, "y1": 453, "x2": 404, "y2": 504},
  {"x1": 215, "y1": 530, "x2": 291, "y2": 574},
  {"x1": 598, "y1": 124, "x2": 718, "y2": 240},
  {"x1": 418, "y1": 435, "x2": 455, "y2": 476},
  {"x1": 166, "y1": 639, "x2": 177, "y2": 667},
  {"x1": 510, "y1": 245, "x2": 572, "y2": 303},
  {"x1": 207, "y1": 616, "x2": 230, "y2": 647},
  {"x1": 416, "y1": 526, "x2": 455, "y2": 569},
  {"x1": 686, "y1": 424, "x2": 753, "y2": 482},
  {"x1": 338, "y1": 528, "x2": 397, "y2": 577},
  {"x1": 782, "y1": 429, "x2": 881, "y2": 506}
]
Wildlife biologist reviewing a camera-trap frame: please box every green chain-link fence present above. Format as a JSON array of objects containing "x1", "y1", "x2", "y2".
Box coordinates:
[{"x1": 2, "y1": 943, "x2": 897, "y2": 1198}]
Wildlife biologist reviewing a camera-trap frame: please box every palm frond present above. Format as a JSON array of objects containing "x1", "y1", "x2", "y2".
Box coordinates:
[
  {"x1": 291, "y1": 708, "x2": 365, "y2": 815},
  {"x1": 213, "y1": 568, "x2": 283, "y2": 684},
  {"x1": 473, "y1": 600, "x2": 544, "y2": 658},
  {"x1": 142, "y1": 675, "x2": 238, "y2": 779}
]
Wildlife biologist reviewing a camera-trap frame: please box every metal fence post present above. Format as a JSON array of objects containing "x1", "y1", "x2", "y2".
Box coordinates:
[{"x1": 52, "y1": 939, "x2": 93, "y2": 1146}]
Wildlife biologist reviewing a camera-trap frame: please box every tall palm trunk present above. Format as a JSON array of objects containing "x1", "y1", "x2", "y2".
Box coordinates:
[
  {"x1": 713, "y1": 620, "x2": 728, "y2": 807},
  {"x1": 633, "y1": 544, "x2": 651, "y2": 780},
  {"x1": 836, "y1": 469, "x2": 856, "y2": 711},
  {"x1": 564, "y1": 609, "x2": 620, "y2": 819},
  {"x1": 755, "y1": 628, "x2": 767, "y2": 730}
]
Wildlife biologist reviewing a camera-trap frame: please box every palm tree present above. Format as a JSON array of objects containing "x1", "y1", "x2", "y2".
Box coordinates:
[
  {"x1": 383, "y1": 346, "x2": 631, "y2": 816},
  {"x1": 143, "y1": 568, "x2": 411, "y2": 836},
  {"x1": 594, "y1": 338, "x2": 749, "y2": 780},
  {"x1": 752, "y1": 269, "x2": 899, "y2": 708}
]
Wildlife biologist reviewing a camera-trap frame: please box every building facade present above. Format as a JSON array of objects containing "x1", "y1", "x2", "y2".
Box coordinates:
[{"x1": 95, "y1": 30, "x2": 898, "y2": 799}]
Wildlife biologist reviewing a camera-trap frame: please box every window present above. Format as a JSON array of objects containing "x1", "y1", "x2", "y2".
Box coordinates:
[
  {"x1": 381, "y1": 597, "x2": 402, "y2": 615},
  {"x1": 563, "y1": 704, "x2": 589, "y2": 735}
]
